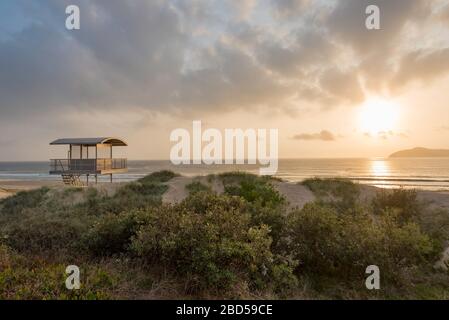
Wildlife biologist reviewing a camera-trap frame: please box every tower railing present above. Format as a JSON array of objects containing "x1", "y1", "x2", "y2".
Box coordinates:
[{"x1": 50, "y1": 158, "x2": 127, "y2": 172}]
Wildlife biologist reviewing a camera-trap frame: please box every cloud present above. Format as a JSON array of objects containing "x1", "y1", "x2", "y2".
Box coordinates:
[
  {"x1": 292, "y1": 130, "x2": 336, "y2": 141},
  {"x1": 0, "y1": 0, "x2": 447, "y2": 123},
  {"x1": 0, "y1": 0, "x2": 449, "y2": 160},
  {"x1": 270, "y1": 0, "x2": 311, "y2": 18},
  {"x1": 438, "y1": 3, "x2": 449, "y2": 24},
  {"x1": 393, "y1": 48, "x2": 449, "y2": 88},
  {"x1": 325, "y1": 0, "x2": 432, "y2": 93},
  {"x1": 0, "y1": 0, "x2": 298, "y2": 121},
  {"x1": 319, "y1": 68, "x2": 365, "y2": 104},
  {"x1": 364, "y1": 131, "x2": 409, "y2": 139},
  {"x1": 0, "y1": 0, "x2": 188, "y2": 118},
  {"x1": 327, "y1": 0, "x2": 429, "y2": 54},
  {"x1": 232, "y1": 0, "x2": 257, "y2": 20},
  {"x1": 257, "y1": 28, "x2": 337, "y2": 77}
]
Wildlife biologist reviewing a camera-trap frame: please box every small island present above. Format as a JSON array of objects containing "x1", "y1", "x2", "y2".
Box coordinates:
[{"x1": 389, "y1": 147, "x2": 449, "y2": 158}]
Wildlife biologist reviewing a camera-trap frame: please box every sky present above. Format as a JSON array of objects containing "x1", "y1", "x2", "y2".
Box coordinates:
[{"x1": 0, "y1": 0, "x2": 449, "y2": 160}]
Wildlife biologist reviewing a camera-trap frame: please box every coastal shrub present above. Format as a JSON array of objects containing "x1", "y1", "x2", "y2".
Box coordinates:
[
  {"x1": 302, "y1": 178, "x2": 360, "y2": 211},
  {"x1": 1, "y1": 213, "x2": 90, "y2": 252},
  {"x1": 74, "y1": 183, "x2": 164, "y2": 216},
  {"x1": 372, "y1": 188, "x2": 422, "y2": 223},
  {"x1": 0, "y1": 187, "x2": 49, "y2": 215},
  {"x1": 138, "y1": 170, "x2": 178, "y2": 184},
  {"x1": 0, "y1": 260, "x2": 116, "y2": 300},
  {"x1": 185, "y1": 181, "x2": 212, "y2": 195},
  {"x1": 69, "y1": 171, "x2": 173, "y2": 217},
  {"x1": 288, "y1": 203, "x2": 434, "y2": 284},
  {"x1": 224, "y1": 179, "x2": 284, "y2": 208},
  {"x1": 0, "y1": 244, "x2": 17, "y2": 270},
  {"x1": 62, "y1": 187, "x2": 84, "y2": 196},
  {"x1": 370, "y1": 189, "x2": 445, "y2": 262},
  {"x1": 219, "y1": 171, "x2": 276, "y2": 186},
  {"x1": 84, "y1": 211, "x2": 141, "y2": 256},
  {"x1": 130, "y1": 192, "x2": 296, "y2": 294},
  {"x1": 219, "y1": 173, "x2": 287, "y2": 246},
  {"x1": 417, "y1": 208, "x2": 449, "y2": 253},
  {"x1": 79, "y1": 188, "x2": 104, "y2": 214},
  {"x1": 2, "y1": 171, "x2": 447, "y2": 299},
  {"x1": 179, "y1": 190, "x2": 247, "y2": 214},
  {"x1": 119, "y1": 182, "x2": 168, "y2": 197},
  {"x1": 247, "y1": 204, "x2": 287, "y2": 249},
  {"x1": 302, "y1": 178, "x2": 359, "y2": 198}
]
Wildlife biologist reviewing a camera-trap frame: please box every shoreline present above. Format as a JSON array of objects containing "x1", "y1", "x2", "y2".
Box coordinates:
[{"x1": 3, "y1": 175, "x2": 449, "y2": 192}]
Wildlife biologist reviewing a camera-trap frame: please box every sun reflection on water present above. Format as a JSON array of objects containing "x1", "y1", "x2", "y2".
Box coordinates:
[{"x1": 370, "y1": 159, "x2": 390, "y2": 178}]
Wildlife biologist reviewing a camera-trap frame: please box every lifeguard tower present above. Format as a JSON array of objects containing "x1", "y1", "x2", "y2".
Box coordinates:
[{"x1": 49, "y1": 137, "x2": 128, "y2": 185}]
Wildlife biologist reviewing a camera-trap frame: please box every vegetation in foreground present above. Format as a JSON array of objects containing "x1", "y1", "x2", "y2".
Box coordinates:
[{"x1": 0, "y1": 172, "x2": 448, "y2": 299}]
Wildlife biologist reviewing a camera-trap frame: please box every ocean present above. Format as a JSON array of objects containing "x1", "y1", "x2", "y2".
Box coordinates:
[{"x1": 1, "y1": 158, "x2": 449, "y2": 191}]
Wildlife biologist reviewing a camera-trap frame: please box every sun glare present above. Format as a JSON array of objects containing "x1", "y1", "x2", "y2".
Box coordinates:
[{"x1": 359, "y1": 98, "x2": 399, "y2": 135}]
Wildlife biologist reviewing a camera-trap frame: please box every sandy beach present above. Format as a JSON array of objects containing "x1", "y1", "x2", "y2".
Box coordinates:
[{"x1": 0, "y1": 180, "x2": 62, "y2": 199}]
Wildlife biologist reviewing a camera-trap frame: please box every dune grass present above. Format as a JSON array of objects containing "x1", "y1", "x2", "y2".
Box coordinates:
[
  {"x1": 185, "y1": 181, "x2": 212, "y2": 195},
  {"x1": 0, "y1": 172, "x2": 448, "y2": 299}
]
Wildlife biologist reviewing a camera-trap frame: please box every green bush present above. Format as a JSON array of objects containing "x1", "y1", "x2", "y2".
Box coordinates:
[
  {"x1": 372, "y1": 188, "x2": 422, "y2": 223},
  {"x1": 0, "y1": 244, "x2": 115, "y2": 299},
  {"x1": 84, "y1": 211, "x2": 141, "y2": 256},
  {"x1": 121, "y1": 182, "x2": 168, "y2": 196},
  {"x1": 219, "y1": 171, "x2": 275, "y2": 186},
  {"x1": 1, "y1": 212, "x2": 90, "y2": 253},
  {"x1": 288, "y1": 203, "x2": 434, "y2": 284},
  {"x1": 138, "y1": 170, "x2": 178, "y2": 184},
  {"x1": 130, "y1": 192, "x2": 296, "y2": 294},
  {"x1": 247, "y1": 204, "x2": 287, "y2": 249},
  {"x1": 0, "y1": 187, "x2": 49, "y2": 215},
  {"x1": 225, "y1": 179, "x2": 284, "y2": 208},
  {"x1": 185, "y1": 181, "x2": 212, "y2": 195},
  {"x1": 0, "y1": 264, "x2": 115, "y2": 300},
  {"x1": 62, "y1": 187, "x2": 83, "y2": 196},
  {"x1": 417, "y1": 208, "x2": 449, "y2": 253},
  {"x1": 1, "y1": 171, "x2": 448, "y2": 299},
  {"x1": 0, "y1": 244, "x2": 17, "y2": 270},
  {"x1": 302, "y1": 178, "x2": 360, "y2": 212},
  {"x1": 222, "y1": 174, "x2": 287, "y2": 247},
  {"x1": 74, "y1": 183, "x2": 164, "y2": 216},
  {"x1": 372, "y1": 189, "x2": 423, "y2": 222}
]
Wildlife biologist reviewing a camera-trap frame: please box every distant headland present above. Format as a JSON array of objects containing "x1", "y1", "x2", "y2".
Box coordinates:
[{"x1": 389, "y1": 147, "x2": 449, "y2": 158}]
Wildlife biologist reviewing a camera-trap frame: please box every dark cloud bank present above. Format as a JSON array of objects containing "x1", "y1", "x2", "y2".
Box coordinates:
[{"x1": 1, "y1": 0, "x2": 448, "y2": 121}]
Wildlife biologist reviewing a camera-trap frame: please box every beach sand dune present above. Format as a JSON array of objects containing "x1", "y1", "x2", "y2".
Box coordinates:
[
  {"x1": 162, "y1": 176, "x2": 224, "y2": 204},
  {"x1": 2, "y1": 178, "x2": 449, "y2": 212},
  {"x1": 358, "y1": 185, "x2": 449, "y2": 211},
  {"x1": 162, "y1": 176, "x2": 315, "y2": 209},
  {"x1": 272, "y1": 181, "x2": 315, "y2": 209},
  {"x1": 162, "y1": 176, "x2": 191, "y2": 204},
  {"x1": 2, "y1": 176, "x2": 448, "y2": 269}
]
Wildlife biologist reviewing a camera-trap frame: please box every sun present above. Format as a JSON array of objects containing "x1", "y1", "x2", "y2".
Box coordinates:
[{"x1": 359, "y1": 98, "x2": 399, "y2": 135}]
